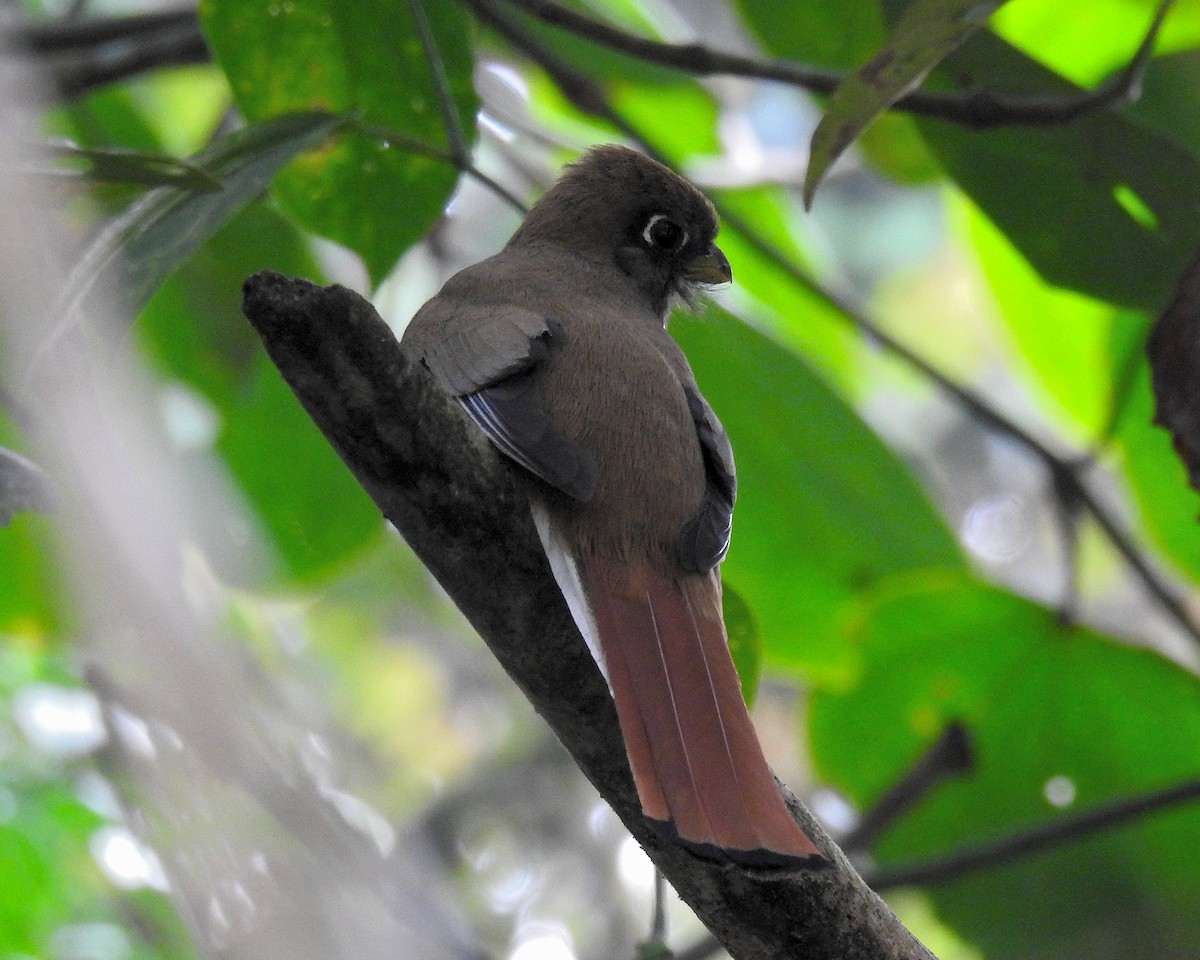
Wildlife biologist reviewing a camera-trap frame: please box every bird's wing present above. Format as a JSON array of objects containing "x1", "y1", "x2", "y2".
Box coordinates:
[
  {"x1": 406, "y1": 300, "x2": 597, "y2": 503},
  {"x1": 676, "y1": 383, "x2": 736, "y2": 572},
  {"x1": 414, "y1": 300, "x2": 553, "y2": 395},
  {"x1": 460, "y1": 374, "x2": 596, "y2": 502}
]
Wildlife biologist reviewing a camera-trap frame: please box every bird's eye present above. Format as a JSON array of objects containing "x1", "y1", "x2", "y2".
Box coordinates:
[{"x1": 642, "y1": 214, "x2": 688, "y2": 252}]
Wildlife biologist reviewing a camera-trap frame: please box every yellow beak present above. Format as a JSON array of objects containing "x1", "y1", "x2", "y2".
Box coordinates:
[{"x1": 684, "y1": 244, "x2": 733, "y2": 285}]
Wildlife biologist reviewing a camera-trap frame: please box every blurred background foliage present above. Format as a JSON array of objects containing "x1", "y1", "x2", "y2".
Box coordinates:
[{"x1": 3, "y1": 0, "x2": 1200, "y2": 958}]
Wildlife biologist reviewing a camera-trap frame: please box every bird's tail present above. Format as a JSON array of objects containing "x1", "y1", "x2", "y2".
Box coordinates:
[{"x1": 581, "y1": 555, "x2": 825, "y2": 869}]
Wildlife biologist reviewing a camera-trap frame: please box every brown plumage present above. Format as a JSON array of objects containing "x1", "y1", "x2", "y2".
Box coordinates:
[{"x1": 402, "y1": 145, "x2": 825, "y2": 868}]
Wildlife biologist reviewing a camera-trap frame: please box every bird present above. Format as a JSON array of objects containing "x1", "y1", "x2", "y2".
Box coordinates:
[{"x1": 401, "y1": 144, "x2": 825, "y2": 869}]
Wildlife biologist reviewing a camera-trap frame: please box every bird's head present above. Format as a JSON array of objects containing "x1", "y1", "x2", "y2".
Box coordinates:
[{"x1": 509, "y1": 145, "x2": 731, "y2": 320}]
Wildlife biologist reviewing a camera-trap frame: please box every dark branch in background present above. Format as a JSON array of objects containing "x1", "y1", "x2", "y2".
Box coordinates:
[
  {"x1": 494, "y1": 0, "x2": 1172, "y2": 128},
  {"x1": 8, "y1": 9, "x2": 196, "y2": 51},
  {"x1": 7, "y1": 0, "x2": 1172, "y2": 123},
  {"x1": 406, "y1": 0, "x2": 471, "y2": 166},
  {"x1": 867, "y1": 774, "x2": 1200, "y2": 890},
  {"x1": 842, "y1": 723, "x2": 975, "y2": 853},
  {"x1": 1047, "y1": 461, "x2": 1086, "y2": 627},
  {"x1": 240, "y1": 271, "x2": 935, "y2": 960},
  {"x1": 462, "y1": 0, "x2": 635, "y2": 131},
  {"x1": 5, "y1": 10, "x2": 209, "y2": 100},
  {"x1": 354, "y1": 119, "x2": 529, "y2": 215}
]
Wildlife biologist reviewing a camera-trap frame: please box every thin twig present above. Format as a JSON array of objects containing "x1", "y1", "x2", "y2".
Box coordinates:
[
  {"x1": 650, "y1": 867, "x2": 667, "y2": 942},
  {"x1": 494, "y1": 0, "x2": 1173, "y2": 128},
  {"x1": 463, "y1": 0, "x2": 636, "y2": 134},
  {"x1": 405, "y1": 0, "x2": 532, "y2": 217},
  {"x1": 406, "y1": 0, "x2": 471, "y2": 164},
  {"x1": 635, "y1": 868, "x2": 670, "y2": 960},
  {"x1": 867, "y1": 776, "x2": 1200, "y2": 890},
  {"x1": 1047, "y1": 459, "x2": 1086, "y2": 627},
  {"x1": 1106, "y1": 0, "x2": 1176, "y2": 106},
  {"x1": 353, "y1": 119, "x2": 528, "y2": 214},
  {"x1": 842, "y1": 723, "x2": 974, "y2": 853}
]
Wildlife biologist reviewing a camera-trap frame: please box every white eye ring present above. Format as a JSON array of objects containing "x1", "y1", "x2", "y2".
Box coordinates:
[{"x1": 642, "y1": 213, "x2": 688, "y2": 250}]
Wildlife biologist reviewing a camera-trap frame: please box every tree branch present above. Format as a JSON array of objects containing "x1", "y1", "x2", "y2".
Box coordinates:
[
  {"x1": 239, "y1": 270, "x2": 935, "y2": 960},
  {"x1": 351, "y1": 119, "x2": 529, "y2": 215},
  {"x1": 866, "y1": 775, "x2": 1200, "y2": 891},
  {"x1": 492, "y1": 0, "x2": 1170, "y2": 128},
  {"x1": 406, "y1": 0, "x2": 471, "y2": 166},
  {"x1": 842, "y1": 723, "x2": 975, "y2": 854},
  {"x1": 6, "y1": 9, "x2": 198, "y2": 52},
  {"x1": 6, "y1": 10, "x2": 210, "y2": 100}
]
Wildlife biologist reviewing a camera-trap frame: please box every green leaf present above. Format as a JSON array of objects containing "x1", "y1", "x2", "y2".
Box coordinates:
[
  {"x1": 0, "y1": 421, "x2": 63, "y2": 636},
  {"x1": 0, "y1": 513, "x2": 63, "y2": 637},
  {"x1": 912, "y1": 29, "x2": 1200, "y2": 310},
  {"x1": 53, "y1": 84, "x2": 168, "y2": 155},
  {"x1": 199, "y1": 0, "x2": 479, "y2": 285},
  {"x1": 735, "y1": 0, "x2": 885, "y2": 67},
  {"x1": 857, "y1": 113, "x2": 946, "y2": 185},
  {"x1": 712, "y1": 187, "x2": 863, "y2": 389},
  {"x1": 804, "y1": 0, "x2": 1008, "y2": 205},
  {"x1": 811, "y1": 574, "x2": 1200, "y2": 958},
  {"x1": 612, "y1": 81, "x2": 721, "y2": 158},
  {"x1": 1133, "y1": 49, "x2": 1200, "y2": 156},
  {"x1": 113, "y1": 112, "x2": 345, "y2": 310},
  {"x1": 0, "y1": 774, "x2": 105, "y2": 955},
  {"x1": 49, "y1": 141, "x2": 222, "y2": 190},
  {"x1": 951, "y1": 192, "x2": 1137, "y2": 439},
  {"x1": 139, "y1": 204, "x2": 382, "y2": 583},
  {"x1": 992, "y1": 0, "x2": 1200, "y2": 87},
  {"x1": 55, "y1": 110, "x2": 346, "y2": 350},
  {"x1": 673, "y1": 307, "x2": 964, "y2": 681}
]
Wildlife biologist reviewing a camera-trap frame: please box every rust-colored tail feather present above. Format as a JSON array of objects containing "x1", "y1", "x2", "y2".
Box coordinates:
[{"x1": 584, "y1": 557, "x2": 825, "y2": 869}]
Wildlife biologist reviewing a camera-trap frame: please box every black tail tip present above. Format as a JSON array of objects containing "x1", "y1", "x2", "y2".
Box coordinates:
[{"x1": 646, "y1": 818, "x2": 830, "y2": 873}]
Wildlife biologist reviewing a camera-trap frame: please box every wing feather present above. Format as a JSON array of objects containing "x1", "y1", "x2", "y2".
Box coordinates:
[
  {"x1": 403, "y1": 295, "x2": 596, "y2": 502},
  {"x1": 459, "y1": 376, "x2": 596, "y2": 502},
  {"x1": 677, "y1": 384, "x2": 736, "y2": 572}
]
